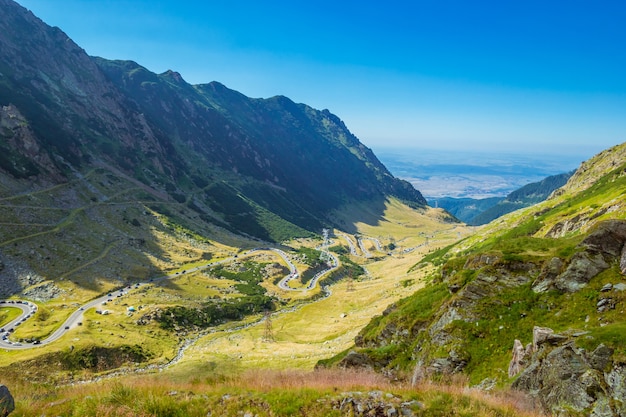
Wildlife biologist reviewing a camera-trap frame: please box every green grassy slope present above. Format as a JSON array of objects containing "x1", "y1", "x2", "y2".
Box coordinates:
[{"x1": 329, "y1": 143, "x2": 626, "y2": 387}]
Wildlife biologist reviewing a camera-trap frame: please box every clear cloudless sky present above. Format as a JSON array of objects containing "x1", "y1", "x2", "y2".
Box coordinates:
[{"x1": 15, "y1": 0, "x2": 626, "y2": 159}]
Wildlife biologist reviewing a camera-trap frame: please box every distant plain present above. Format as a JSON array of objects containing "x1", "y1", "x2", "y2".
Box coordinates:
[{"x1": 375, "y1": 147, "x2": 587, "y2": 199}]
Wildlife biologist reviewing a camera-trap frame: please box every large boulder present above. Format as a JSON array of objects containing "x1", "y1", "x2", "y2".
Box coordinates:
[
  {"x1": 0, "y1": 385, "x2": 14, "y2": 417},
  {"x1": 582, "y1": 220, "x2": 626, "y2": 257},
  {"x1": 514, "y1": 344, "x2": 602, "y2": 414},
  {"x1": 532, "y1": 257, "x2": 564, "y2": 293},
  {"x1": 338, "y1": 350, "x2": 376, "y2": 370},
  {"x1": 513, "y1": 342, "x2": 625, "y2": 416}
]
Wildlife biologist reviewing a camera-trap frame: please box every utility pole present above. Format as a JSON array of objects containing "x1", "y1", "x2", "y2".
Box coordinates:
[{"x1": 319, "y1": 228, "x2": 332, "y2": 265}]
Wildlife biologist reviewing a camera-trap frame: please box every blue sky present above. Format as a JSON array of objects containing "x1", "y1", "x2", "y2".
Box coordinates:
[{"x1": 16, "y1": 0, "x2": 626, "y2": 159}]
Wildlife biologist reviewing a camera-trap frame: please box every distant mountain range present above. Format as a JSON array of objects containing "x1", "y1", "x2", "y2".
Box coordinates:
[{"x1": 431, "y1": 171, "x2": 573, "y2": 225}]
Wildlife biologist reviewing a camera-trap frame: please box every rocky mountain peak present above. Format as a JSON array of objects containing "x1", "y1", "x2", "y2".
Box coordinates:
[
  {"x1": 0, "y1": 0, "x2": 425, "y2": 244},
  {"x1": 161, "y1": 69, "x2": 186, "y2": 84}
]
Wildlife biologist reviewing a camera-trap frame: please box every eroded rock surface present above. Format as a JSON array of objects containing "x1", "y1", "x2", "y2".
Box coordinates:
[
  {"x1": 512, "y1": 333, "x2": 625, "y2": 416},
  {"x1": 0, "y1": 385, "x2": 14, "y2": 417}
]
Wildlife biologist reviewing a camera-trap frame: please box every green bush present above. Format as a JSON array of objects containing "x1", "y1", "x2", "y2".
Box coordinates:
[{"x1": 157, "y1": 296, "x2": 275, "y2": 330}]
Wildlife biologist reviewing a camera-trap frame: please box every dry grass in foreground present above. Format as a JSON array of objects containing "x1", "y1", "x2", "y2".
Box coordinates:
[{"x1": 8, "y1": 369, "x2": 546, "y2": 416}]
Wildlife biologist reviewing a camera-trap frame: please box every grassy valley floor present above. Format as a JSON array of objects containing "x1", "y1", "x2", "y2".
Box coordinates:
[{"x1": 2, "y1": 199, "x2": 539, "y2": 416}]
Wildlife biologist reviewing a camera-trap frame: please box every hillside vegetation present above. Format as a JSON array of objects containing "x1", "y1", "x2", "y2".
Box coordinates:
[
  {"x1": 6, "y1": 368, "x2": 544, "y2": 417},
  {"x1": 328, "y1": 143, "x2": 626, "y2": 415}
]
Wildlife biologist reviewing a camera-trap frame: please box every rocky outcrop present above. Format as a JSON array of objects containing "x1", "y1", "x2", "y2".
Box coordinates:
[
  {"x1": 22, "y1": 281, "x2": 64, "y2": 302},
  {"x1": 583, "y1": 220, "x2": 626, "y2": 257},
  {"x1": 508, "y1": 326, "x2": 572, "y2": 379},
  {"x1": 330, "y1": 391, "x2": 423, "y2": 417},
  {"x1": 0, "y1": 105, "x2": 61, "y2": 179},
  {"x1": 532, "y1": 257, "x2": 564, "y2": 292},
  {"x1": 514, "y1": 345, "x2": 626, "y2": 416},
  {"x1": 534, "y1": 220, "x2": 626, "y2": 293},
  {"x1": 554, "y1": 249, "x2": 609, "y2": 292},
  {"x1": 0, "y1": 385, "x2": 14, "y2": 417},
  {"x1": 0, "y1": 254, "x2": 50, "y2": 298},
  {"x1": 511, "y1": 327, "x2": 626, "y2": 416},
  {"x1": 508, "y1": 339, "x2": 529, "y2": 377},
  {"x1": 338, "y1": 351, "x2": 377, "y2": 370}
]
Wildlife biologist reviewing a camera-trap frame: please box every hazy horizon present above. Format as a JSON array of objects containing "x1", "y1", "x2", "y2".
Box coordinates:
[{"x1": 374, "y1": 146, "x2": 586, "y2": 199}]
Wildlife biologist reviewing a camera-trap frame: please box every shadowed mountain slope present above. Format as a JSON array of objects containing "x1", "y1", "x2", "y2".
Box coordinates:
[{"x1": 0, "y1": 0, "x2": 426, "y2": 296}]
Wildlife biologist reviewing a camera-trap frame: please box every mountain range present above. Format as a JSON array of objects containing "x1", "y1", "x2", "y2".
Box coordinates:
[
  {"x1": 0, "y1": 0, "x2": 424, "y2": 241},
  {"x1": 0, "y1": 0, "x2": 431, "y2": 296},
  {"x1": 2, "y1": 0, "x2": 626, "y2": 415},
  {"x1": 432, "y1": 171, "x2": 573, "y2": 225}
]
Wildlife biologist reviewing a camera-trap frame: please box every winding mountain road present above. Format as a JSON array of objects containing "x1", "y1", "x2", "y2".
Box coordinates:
[
  {"x1": 0, "y1": 300, "x2": 37, "y2": 348},
  {"x1": 339, "y1": 233, "x2": 359, "y2": 256},
  {"x1": 0, "y1": 245, "x2": 341, "y2": 350}
]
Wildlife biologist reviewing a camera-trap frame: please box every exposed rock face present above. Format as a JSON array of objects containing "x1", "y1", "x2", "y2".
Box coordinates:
[
  {"x1": 0, "y1": 105, "x2": 61, "y2": 179},
  {"x1": 532, "y1": 257, "x2": 563, "y2": 292},
  {"x1": 513, "y1": 342, "x2": 625, "y2": 416},
  {"x1": 0, "y1": 385, "x2": 14, "y2": 417},
  {"x1": 583, "y1": 220, "x2": 626, "y2": 257},
  {"x1": 338, "y1": 350, "x2": 376, "y2": 370},
  {"x1": 536, "y1": 220, "x2": 626, "y2": 293},
  {"x1": 0, "y1": 254, "x2": 48, "y2": 298},
  {"x1": 510, "y1": 326, "x2": 625, "y2": 416},
  {"x1": 554, "y1": 252, "x2": 608, "y2": 293},
  {"x1": 508, "y1": 339, "x2": 527, "y2": 377},
  {"x1": 532, "y1": 326, "x2": 568, "y2": 350},
  {"x1": 414, "y1": 267, "x2": 535, "y2": 375},
  {"x1": 545, "y1": 214, "x2": 588, "y2": 238},
  {"x1": 22, "y1": 281, "x2": 64, "y2": 302}
]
